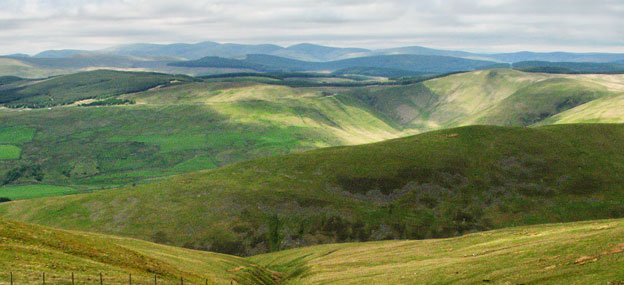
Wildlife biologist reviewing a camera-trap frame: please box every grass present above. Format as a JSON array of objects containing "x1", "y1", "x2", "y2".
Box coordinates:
[
  {"x1": 2, "y1": 216, "x2": 624, "y2": 284},
  {"x1": 0, "y1": 184, "x2": 78, "y2": 200},
  {"x1": 0, "y1": 126, "x2": 35, "y2": 144},
  {"x1": 0, "y1": 218, "x2": 276, "y2": 284},
  {"x1": 2, "y1": 124, "x2": 624, "y2": 257},
  {"x1": 0, "y1": 145, "x2": 21, "y2": 160},
  {"x1": 1, "y1": 69, "x2": 624, "y2": 195},
  {"x1": 0, "y1": 70, "x2": 193, "y2": 108},
  {"x1": 251, "y1": 218, "x2": 624, "y2": 284},
  {"x1": 538, "y1": 93, "x2": 624, "y2": 125},
  {"x1": 473, "y1": 78, "x2": 610, "y2": 125}
]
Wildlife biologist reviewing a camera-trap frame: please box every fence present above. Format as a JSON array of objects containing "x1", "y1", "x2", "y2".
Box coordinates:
[{"x1": 0, "y1": 272, "x2": 232, "y2": 285}]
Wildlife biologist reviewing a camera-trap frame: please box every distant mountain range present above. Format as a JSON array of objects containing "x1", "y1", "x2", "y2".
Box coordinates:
[
  {"x1": 2, "y1": 41, "x2": 624, "y2": 78},
  {"x1": 169, "y1": 54, "x2": 501, "y2": 74},
  {"x1": 9, "y1": 41, "x2": 624, "y2": 63}
]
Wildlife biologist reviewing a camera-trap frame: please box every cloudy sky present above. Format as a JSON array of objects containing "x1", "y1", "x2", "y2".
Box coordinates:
[{"x1": 1, "y1": 0, "x2": 623, "y2": 55}]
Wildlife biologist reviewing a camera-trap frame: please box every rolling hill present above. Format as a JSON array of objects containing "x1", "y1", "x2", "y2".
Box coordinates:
[
  {"x1": 0, "y1": 70, "x2": 193, "y2": 108},
  {"x1": 169, "y1": 54, "x2": 499, "y2": 74},
  {"x1": 0, "y1": 218, "x2": 276, "y2": 284},
  {"x1": 4, "y1": 216, "x2": 623, "y2": 284},
  {"x1": 537, "y1": 92, "x2": 624, "y2": 125},
  {"x1": 251, "y1": 218, "x2": 624, "y2": 284},
  {"x1": 31, "y1": 41, "x2": 624, "y2": 63},
  {"x1": 3, "y1": 217, "x2": 624, "y2": 284},
  {"x1": 512, "y1": 61, "x2": 624, "y2": 74},
  {"x1": 6, "y1": 42, "x2": 624, "y2": 79},
  {"x1": 1, "y1": 69, "x2": 624, "y2": 192},
  {"x1": 2, "y1": 124, "x2": 624, "y2": 257}
]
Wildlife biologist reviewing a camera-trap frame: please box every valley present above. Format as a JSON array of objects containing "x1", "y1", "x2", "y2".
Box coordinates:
[
  {"x1": 2, "y1": 124, "x2": 624, "y2": 257},
  {"x1": 1, "y1": 69, "x2": 623, "y2": 193},
  {"x1": 1, "y1": 42, "x2": 624, "y2": 284},
  {"x1": 2, "y1": 217, "x2": 623, "y2": 284}
]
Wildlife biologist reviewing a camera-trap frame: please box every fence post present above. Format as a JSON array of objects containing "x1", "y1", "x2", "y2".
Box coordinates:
[
  {"x1": 42, "y1": 272, "x2": 45, "y2": 285},
  {"x1": 100, "y1": 272, "x2": 103, "y2": 285},
  {"x1": 180, "y1": 276, "x2": 183, "y2": 285},
  {"x1": 72, "y1": 272, "x2": 75, "y2": 285},
  {"x1": 10, "y1": 272, "x2": 12, "y2": 285},
  {"x1": 154, "y1": 274, "x2": 157, "y2": 285},
  {"x1": 129, "y1": 273, "x2": 132, "y2": 285}
]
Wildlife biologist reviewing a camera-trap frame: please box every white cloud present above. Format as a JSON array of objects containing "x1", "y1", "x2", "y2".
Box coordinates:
[{"x1": 0, "y1": 0, "x2": 622, "y2": 54}]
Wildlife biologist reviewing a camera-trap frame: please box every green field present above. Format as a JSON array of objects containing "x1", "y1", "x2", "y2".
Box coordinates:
[
  {"x1": 0, "y1": 184, "x2": 77, "y2": 200},
  {"x1": 2, "y1": 217, "x2": 624, "y2": 284},
  {"x1": 0, "y1": 126, "x2": 35, "y2": 144},
  {"x1": 0, "y1": 145, "x2": 21, "y2": 160},
  {"x1": 2, "y1": 124, "x2": 624, "y2": 257}
]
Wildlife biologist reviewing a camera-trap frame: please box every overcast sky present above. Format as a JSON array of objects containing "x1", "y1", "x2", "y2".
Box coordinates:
[{"x1": 1, "y1": 0, "x2": 623, "y2": 55}]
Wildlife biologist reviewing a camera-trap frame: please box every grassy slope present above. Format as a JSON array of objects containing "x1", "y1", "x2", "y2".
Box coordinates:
[
  {"x1": 0, "y1": 58, "x2": 63, "y2": 78},
  {"x1": 252, "y1": 218, "x2": 624, "y2": 284},
  {"x1": 345, "y1": 69, "x2": 624, "y2": 130},
  {"x1": 538, "y1": 93, "x2": 624, "y2": 124},
  {"x1": 421, "y1": 69, "x2": 624, "y2": 127},
  {"x1": 0, "y1": 81, "x2": 407, "y2": 190},
  {"x1": 4, "y1": 216, "x2": 624, "y2": 284},
  {"x1": 0, "y1": 218, "x2": 277, "y2": 284},
  {"x1": 0, "y1": 70, "x2": 193, "y2": 108},
  {"x1": 2, "y1": 124, "x2": 624, "y2": 256}
]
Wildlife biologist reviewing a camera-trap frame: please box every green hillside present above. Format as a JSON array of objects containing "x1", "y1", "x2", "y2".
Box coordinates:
[
  {"x1": 538, "y1": 93, "x2": 624, "y2": 124},
  {"x1": 472, "y1": 78, "x2": 609, "y2": 125},
  {"x1": 0, "y1": 70, "x2": 193, "y2": 108},
  {"x1": 251, "y1": 218, "x2": 624, "y2": 284},
  {"x1": 513, "y1": 60, "x2": 624, "y2": 74},
  {"x1": 1, "y1": 69, "x2": 624, "y2": 193},
  {"x1": 4, "y1": 216, "x2": 624, "y2": 284},
  {"x1": 0, "y1": 80, "x2": 409, "y2": 190},
  {"x1": 2, "y1": 124, "x2": 624, "y2": 256},
  {"x1": 0, "y1": 57, "x2": 64, "y2": 78},
  {"x1": 0, "y1": 218, "x2": 276, "y2": 284},
  {"x1": 170, "y1": 54, "x2": 498, "y2": 74}
]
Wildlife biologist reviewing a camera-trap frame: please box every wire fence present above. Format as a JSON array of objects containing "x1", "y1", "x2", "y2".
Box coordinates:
[{"x1": 0, "y1": 271, "x2": 233, "y2": 285}]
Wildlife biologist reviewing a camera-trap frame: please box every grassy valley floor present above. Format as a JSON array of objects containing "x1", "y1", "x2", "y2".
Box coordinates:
[{"x1": 2, "y1": 217, "x2": 624, "y2": 284}]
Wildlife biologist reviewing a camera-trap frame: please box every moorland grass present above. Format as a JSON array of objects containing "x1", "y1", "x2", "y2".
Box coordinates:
[
  {"x1": 0, "y1": 218, "x2": 275, "y2": 284},
  {"x1": 2, "y1": 216, "x2": 624, "y2": 284},
  {"x1": 2, "y1": 124, "x2": 624, "y2": 257},
  {"x1": 251, "y1": 218, "x2": 624, "y2": 284}
]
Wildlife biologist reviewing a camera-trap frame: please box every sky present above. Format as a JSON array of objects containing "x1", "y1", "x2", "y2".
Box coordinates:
[{"x1": 1, "y1": 0, "x2": 623, "y2": 55}]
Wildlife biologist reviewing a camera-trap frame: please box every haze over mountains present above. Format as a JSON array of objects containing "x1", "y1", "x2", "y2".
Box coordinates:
[
  {"x1": 2, "y1": 41, "x2": 624, "y2": 79},
  {"x1": 11, "y1": 41, "x2": 624, "y2": 63}
]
